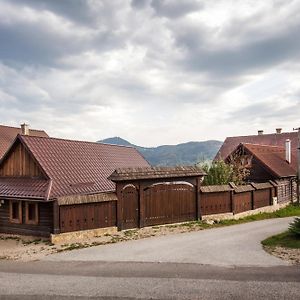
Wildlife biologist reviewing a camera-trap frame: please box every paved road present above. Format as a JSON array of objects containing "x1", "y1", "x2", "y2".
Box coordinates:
[
  {"x1": 46, "y1": 217, "x2": 293, "y2": 267},
  {"x1": 0, "y1": 261, "x2": 299, "y2": 299},
  {"x1": 1, "y1": 217, "x2": 299, "y2": 299}
]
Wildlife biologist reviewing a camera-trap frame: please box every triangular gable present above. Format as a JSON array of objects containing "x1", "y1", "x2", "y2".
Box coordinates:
[
  {"x1": 0, "y1": 135, "x2": 48, "y2": 179},
  {"x1": 226, "y1": 143, "x2": 296, "y2": 178}
]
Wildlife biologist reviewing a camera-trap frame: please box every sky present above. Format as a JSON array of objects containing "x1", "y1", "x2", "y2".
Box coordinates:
[{"x1": 0, "y1": 0, "x2": 299, "y2": 147}]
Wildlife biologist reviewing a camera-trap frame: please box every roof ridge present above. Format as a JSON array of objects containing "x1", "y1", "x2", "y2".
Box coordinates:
[
  {"x1": 0, "y1": 124, "x2": 46, "y2": 133},
  {"x1": 226, "y1": 132, "x2": 296, "y2": 139},
  {"x1": 242, "y1": 143, "x2": 285, "y2": 149},
  {"x1": 20, "y1": 134, "x2": 137, "y2": 149}
]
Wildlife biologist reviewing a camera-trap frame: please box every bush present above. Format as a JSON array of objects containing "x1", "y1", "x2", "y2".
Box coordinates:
[
  {"x1": 289, "y1": 217, "x2": 300, "y2": 237},
  {"x1": 199, "y1": 160, "x2": 249, "y2": 186}
]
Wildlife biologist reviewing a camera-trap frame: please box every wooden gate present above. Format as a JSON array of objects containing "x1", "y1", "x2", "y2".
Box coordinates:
[
  {"x1": 122, "y1": 184, "x2": 139, "y2": 229},
  {"x1": 143, "y1": 182, "x2": 196, "y2": 226}
]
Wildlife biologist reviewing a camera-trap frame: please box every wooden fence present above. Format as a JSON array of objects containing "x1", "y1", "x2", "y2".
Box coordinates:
[
  {"x1": 57, "y1": 180, "x2": 289, "y2": 233},
  {"x1": 199, "y1": 182, "x2": 276, "y2": 216}
]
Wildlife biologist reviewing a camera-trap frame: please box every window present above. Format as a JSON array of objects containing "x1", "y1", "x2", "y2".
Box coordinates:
[
  {"x1": 25, "y1": 202, "x2": 39, "y2": 225},
  {"x1": 9, "y1": 201, "x2": 22, "y2": 224}
]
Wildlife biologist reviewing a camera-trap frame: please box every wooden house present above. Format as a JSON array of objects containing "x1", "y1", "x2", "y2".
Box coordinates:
[
  {"x1": 215, "y1": 129, "x2": 298, "y2": 161},
  {"x1": 225, "y1": 142, "x2": 297, "y2": 203},
  {"x1": 0, "y1": 134, "x2": 150, "y2": 237}
]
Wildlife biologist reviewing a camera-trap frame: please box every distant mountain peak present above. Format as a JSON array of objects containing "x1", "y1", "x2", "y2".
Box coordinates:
[
  {"x1": 99, "y1": 137, "x2": 133, "y2": 147},
  {"x1": 98, "y1": 137, "x2": 223, "y2": 166}
]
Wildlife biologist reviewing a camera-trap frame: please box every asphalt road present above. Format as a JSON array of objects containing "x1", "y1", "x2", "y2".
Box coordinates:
[
  {"x1": 46, "y1": 217, "x2": 293, "y2": 267},
  {"x1": 0, "y1": 261, "x2": 300, "y2": 299},
  {"x1": 1, "y1": 217, "x2": 299, "y2": 299}
]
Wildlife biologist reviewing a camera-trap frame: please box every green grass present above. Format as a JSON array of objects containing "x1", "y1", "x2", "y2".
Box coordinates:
[
  {"x1": 262, "y1": 231, "x2": 300, "y2": 249},
  {"x1": 218, "y1": 204, "x2": 300, "y2": 226},
  {"x1": 171, "y1": 204, "x2": 300, "y2": 229}
]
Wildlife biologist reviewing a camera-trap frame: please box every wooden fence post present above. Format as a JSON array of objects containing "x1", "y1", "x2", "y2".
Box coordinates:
[
  {"x1": 139, "y1": 182, "x2": 145, "y2": 228},
  {"x1": 231, "y1": 190, "x2": 234, "y2": 214},
  {"x1": 116, "y1": 183, "x2": 123, "y2": 231},
  {"x1": 251, "y1": 190, "x2": 255, "y2": 210},
  {"x1": 196, "y1": 178, "x2": 201, "y2": 220},
  {"x1": 53, "y1": 200, "x2": 60, "y2": 234}
]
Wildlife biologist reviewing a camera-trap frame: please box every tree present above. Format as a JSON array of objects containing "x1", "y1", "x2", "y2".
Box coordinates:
[
  {"x1": 289, "y1": 217, "x2": 300, "y2": 237},
  {"x1": 199, "y1": 160, "x2": 250, "y2": 186}
]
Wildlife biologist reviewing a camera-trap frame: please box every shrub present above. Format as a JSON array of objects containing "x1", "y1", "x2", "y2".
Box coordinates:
[{"x1": 289, "y1": 217, "x2": 300, "y2": 237}]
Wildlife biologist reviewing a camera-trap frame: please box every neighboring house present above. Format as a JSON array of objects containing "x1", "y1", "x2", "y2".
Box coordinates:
[
  {"x1": 215, "y1": 128, "x2": 298, "y2": 161},
  {"x1": 0, "y1": 134, "x2": 150, "y2": 236},
  {"x1": 225, "y1": 142, "x2": 297, "y2": 203},
  {"x1": 0, "y1": 124, "x2": 48, "y2": 160}
]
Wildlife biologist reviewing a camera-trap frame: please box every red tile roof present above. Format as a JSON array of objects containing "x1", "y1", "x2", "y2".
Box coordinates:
[
  {"x1": 215, "y1": 132, "x2": 298, "y2": 161},
  {"x1": 0, "y1": 124, "x2": 48, "y2": 159},
  {"x1": 2, "y1": 135, "x2": 150, "y2": 199},
  {"x1": 0, "y1": 177, "x2": 49, "y2": 199},
  {"x1": 231, "y1": 143, "x2": 297, "y2": 178}
]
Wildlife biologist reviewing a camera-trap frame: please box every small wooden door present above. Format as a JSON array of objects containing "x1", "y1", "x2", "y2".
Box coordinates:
[{"x1": 122, "y1": 185, "x2": 139, "y2": 229}]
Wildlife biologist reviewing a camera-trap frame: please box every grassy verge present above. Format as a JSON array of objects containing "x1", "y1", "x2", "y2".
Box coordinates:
[
  {"x1": 217, "y1": 203, "x2": 300, "y2": 226},
  {"x1": 262, "y1": 231, "x2": 300, "y2": 249}
]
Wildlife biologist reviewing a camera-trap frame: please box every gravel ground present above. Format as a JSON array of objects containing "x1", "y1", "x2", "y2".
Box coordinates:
[
  {"x1": 0, "y1": 222, "x2": 209, "y2": 261},
  {"x1": 264, "y1": 246, "x2": 300, "y2": 265}
]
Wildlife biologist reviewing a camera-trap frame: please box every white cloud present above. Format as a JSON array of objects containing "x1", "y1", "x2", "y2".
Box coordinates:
[{"x1": 0, "y1": 0, "x2": 299, "y2": 146}]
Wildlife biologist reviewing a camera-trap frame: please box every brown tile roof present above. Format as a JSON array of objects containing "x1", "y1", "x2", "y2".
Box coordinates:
[
  {"x1": 231, "y1": 143, "x2": 297, "y2": 178},
  {"x1": 16, "y1": 135, "x2": 150, "y2": 199},
  {"x1": 0, "y1": 124, "x2": 48, "y2": 160},
  {"x1": 109, "y1": 166, "x2": 206, "y2": 181},
  {"x1": 0, "y1": 177, "x2": 49, "y2": 199},
  {"x1": 215, "y1": 132, "x2": 298, "y2": 161}
]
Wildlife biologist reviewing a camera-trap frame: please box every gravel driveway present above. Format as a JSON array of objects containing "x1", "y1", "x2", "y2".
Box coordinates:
[{"x1": 45, "y1": 217, "x2": 294, "y2": 267}]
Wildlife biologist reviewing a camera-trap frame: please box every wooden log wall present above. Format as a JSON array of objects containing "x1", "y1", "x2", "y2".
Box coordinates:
[
  {"x1": 0, "y1": 200, "x2": 53, "y2": 237},
  {"x1": 276, "y1": 178, "x2": 293, "y2": 203}
]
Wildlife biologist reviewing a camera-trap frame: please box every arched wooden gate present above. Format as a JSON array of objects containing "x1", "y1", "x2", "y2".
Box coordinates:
[
  {"x1": 121, "y1": 184, "x2": 139, "y2": 230},
  {"x1": 143, "y1": 182, "x2": 196, "y2": 226}
]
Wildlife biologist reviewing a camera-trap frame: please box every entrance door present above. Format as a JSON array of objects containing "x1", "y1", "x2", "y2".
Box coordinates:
[{"x1": 122, "y1": 185, "x2": 139, "y2": 229}]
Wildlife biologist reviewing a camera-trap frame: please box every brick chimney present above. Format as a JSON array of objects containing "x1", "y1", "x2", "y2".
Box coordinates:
[
  {"x1": 20, "y1": 123, "x2": 29, "y2": 135},
  {"x1": 276, "y1": 128, "x2": 282, "y2": 134},
  {"x1": 258, "y1": 130, "x2": 264, "y2": 135},
  {"x1": 285, "y1": 139, "x2": 291, "y2": 164}
]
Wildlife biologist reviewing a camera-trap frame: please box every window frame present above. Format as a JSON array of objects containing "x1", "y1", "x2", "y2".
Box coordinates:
[
  {"x1": 25, "y1": 202, "x2": 39, "y2": 225},
  {"x1": 9, "y1": 200, "x2": 22, "y2": 224}
]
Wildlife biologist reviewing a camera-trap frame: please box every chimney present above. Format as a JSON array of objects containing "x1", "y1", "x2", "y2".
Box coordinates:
[
  {"x1": 258, "y1": 130, "x2": 264, "y2": 135},
  {"x1": 285, "y1": 139, "x2": 291, "y2": 164},
  {"x1": 276, "y1": 128, "x2": 282, "y2": 134},
  {"x1": 20, "y1": 123, "x2": 29, "y2": 135}
]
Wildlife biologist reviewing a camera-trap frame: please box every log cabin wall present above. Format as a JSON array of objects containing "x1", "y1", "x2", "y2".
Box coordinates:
[
  {"x1": 0, "y1": 142, "x2": 44, "y2": 178},
  {"x1": 276, "y1": 178, "x2": 294, "y2": 203},
  {"x1": 0, "y1": 200, "x2": 54, "y2": 237}
]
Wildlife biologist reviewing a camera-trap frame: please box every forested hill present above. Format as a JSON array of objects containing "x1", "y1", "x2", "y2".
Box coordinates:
[{"x1": 98, "y1": 137, "x2": 223, "y2": 166}]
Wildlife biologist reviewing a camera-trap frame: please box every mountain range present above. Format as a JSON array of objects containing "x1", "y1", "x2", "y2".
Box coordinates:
[{"x1": 98, "y1": 137, "x2": 223, "y2": 166}]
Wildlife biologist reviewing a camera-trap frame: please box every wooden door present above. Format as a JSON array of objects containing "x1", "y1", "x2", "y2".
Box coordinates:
[{"x1": 122, "y1": 185, "x2": 139, "y2": 229}]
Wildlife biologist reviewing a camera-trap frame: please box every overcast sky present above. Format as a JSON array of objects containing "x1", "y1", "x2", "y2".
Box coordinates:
[{"x1": 0, "y1": 0, "x2": 299, "y2": 146}]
